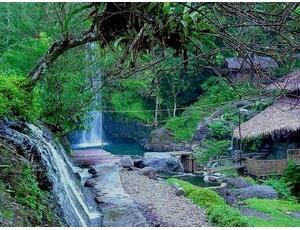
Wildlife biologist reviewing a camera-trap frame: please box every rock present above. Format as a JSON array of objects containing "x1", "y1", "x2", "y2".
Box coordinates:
[
  {"x1": 84, "y1": 178, "x2": 96, "y2": 187},
  {"x1": 216, "y1": 187, "x2": 239, "y2": 206},
  {"x1": 224, "y1": 177, "x2": 252, "y2": 189},
  {"x1": 95, "y1": 196, "x2": 104, "y2": 204},
  {"x1": 239, "y1": 207, "x2": 272, "y2": 219},
  {"x1": 139, "y1": 167, "x2": 157, "y2": 179},
  {"x1": 171, "y1": 183, "x2": 184, "y2": 196},
  {"x1": 143, "y1": 152, "x2": 184, "y2": 173},
  {"x1": 120, "y1": 156, "x2": 134, "y2": 168},
  {"x1": 143, "y1": 127, "x2": 191, "y2": 152},
  {"x1": 289, "y1": 212, "x2": 300, "y2": 219},
  {"x1": 234, "y1": 185, "x2": 278, "y2": 200},
  {"x1": 88, "y1": 166, "x2": 97, "y2": 175}
]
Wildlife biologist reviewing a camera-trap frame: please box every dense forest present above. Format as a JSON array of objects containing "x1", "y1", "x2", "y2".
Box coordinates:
[{"x1": 1, "y1": 2, "x2": 300, "y2": 227}]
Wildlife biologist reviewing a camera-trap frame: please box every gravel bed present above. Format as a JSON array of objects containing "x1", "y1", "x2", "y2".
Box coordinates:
[{"x1": 120, "y1": 169, "x2": 208, "y2": 227}]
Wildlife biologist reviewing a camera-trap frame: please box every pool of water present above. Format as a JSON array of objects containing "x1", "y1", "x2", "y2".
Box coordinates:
[
  {"x1": 72, "y1": 142, "x2": 145, "y2": 156},
  {"x1": 103, "y1": 142, "x2": 145, "y2": 156}
]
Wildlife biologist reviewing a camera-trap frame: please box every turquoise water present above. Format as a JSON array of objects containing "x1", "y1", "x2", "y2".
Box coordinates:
[
  {"x1": 73, "y1": 142, "x2": 145, "y2": 156},
  {"x1": 103, "y1": 143, "x2": 145, "y2": 156}
]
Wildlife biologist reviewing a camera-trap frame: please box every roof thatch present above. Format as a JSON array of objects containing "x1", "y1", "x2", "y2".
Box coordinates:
[
  {"x1": 233, "y1": 96, "x2": 300, "y2": 140},
  {"x1": 225, "y1": 55, "x2": 278, "y2": 70},
  {"x1": 266, "y1": 69, "x2": 300, "y2": 93}
]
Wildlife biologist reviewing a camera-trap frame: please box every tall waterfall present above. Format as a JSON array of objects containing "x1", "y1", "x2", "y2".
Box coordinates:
[
  {"x1": 0, "y1": 120, "x2": 101, "y2": 226},
  {"x1": 28, "y1": 124, "x2": 101, "y2": 226},
  {"x1": 76, "y1": 43, "x2": 106, "y2": 148}
]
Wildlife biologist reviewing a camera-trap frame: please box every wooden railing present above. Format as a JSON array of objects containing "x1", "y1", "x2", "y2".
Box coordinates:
[{"x1": 287, "y1": 149, "x2": 300, "y2": 163}]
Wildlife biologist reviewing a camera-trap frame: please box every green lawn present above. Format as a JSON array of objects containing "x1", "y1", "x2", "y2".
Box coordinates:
[{"x1": 244, "y1": 199, "x2": 300, "y2": 227}]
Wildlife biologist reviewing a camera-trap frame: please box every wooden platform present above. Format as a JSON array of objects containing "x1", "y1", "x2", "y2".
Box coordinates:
[{"x1": 72, "y1": 148, "x2": 120, "y2": 166}]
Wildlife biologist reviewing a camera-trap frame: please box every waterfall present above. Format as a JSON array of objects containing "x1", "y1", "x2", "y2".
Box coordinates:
[
  {"x1": 27, "y1": 124, "x2": 101, "y2": 226},
  {"x1": 76, "y1": 42, "x2": 106, "y2": 148}
]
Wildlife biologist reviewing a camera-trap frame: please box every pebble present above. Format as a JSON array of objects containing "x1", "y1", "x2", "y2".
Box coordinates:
[{"x1": 120, "y1": 170, "x2": 208, "y2": 227}]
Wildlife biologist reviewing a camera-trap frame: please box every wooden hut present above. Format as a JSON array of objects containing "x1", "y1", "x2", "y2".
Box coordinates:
[
  {"x1": 225, "y1": 55, "x2": 278, "y2": 84},
  {"x1": 233, "y1": 96, "x2": 300, "y2": 176}
]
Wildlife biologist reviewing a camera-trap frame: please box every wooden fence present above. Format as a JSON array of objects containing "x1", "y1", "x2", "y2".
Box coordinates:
[
  {"x1": 287, "y1": 149, "x2": 300, "y2": 163},
  {"x1": 246, "y1": 158, "x2": 287, "y2": 177}
]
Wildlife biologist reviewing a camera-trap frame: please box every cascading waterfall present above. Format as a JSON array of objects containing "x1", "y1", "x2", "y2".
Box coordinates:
[
  {"x1": 76, "y1": 43, "x2": 106, "y2": 148},
  {"x1": 27, "y1": 124, "x2": 101, "y2": 226}
]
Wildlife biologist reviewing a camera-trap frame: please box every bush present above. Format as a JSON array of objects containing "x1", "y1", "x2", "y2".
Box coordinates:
[
  {"x1": 208, "y1": 204, "x2": 248, "y2": 227},
  {"x1": 167, "y1": 178, "x2": 248, "y2": 226},
  {"x1": 197, "y1": 140, "x2": 231, "y2": 164},
  {"x1": 264, "y1": 178, "x2": 294, "y2": 201},
  {"x1": 283, "y1": 160, "x2": 300, "y2": 197},
  {"x1": 208, "y1": 120, "x2": 232, "y2": 140}
]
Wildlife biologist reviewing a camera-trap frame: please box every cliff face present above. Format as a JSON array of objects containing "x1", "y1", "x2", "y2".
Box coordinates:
[{"x1": 0, "y1": 119, "x2": 62, "y2": 226}]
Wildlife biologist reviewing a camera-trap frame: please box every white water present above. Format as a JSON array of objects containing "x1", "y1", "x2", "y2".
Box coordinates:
[
  {"x1": 76, "y1": 43, "x2": 106, "y2": 149},
  {"x1": 28, "y1": 124, "x2": 101, "y2": 226}
]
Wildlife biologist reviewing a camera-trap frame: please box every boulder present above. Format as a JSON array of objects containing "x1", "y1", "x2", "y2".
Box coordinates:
[
  {"x1": 84, "y1": 178, "x2": 96, "y2": 187},
  {"x1": 138, "y1": 167, "x2": 157, "y2": 179},
  {"x1": 142, "y1": 152, "x2": 184, "y2": 173},
  {"x1": 224, "y1": 177, "x2": 252, "y2": 189},
  {"x1": 120, "y1": 155, "x2": 134, "y2": 168},
  {"x1": 143, "y1": 127, "x2": 190, "y2": 152},
  {"x1": 234, "y1": 185, "x2": 278, "y2": 200}
]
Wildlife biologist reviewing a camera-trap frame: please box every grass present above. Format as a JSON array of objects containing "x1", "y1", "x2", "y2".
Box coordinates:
[
  {"x1": 167, "y1": 178, "x2": 248, "y2": 226},
  {"x1": 244, "y1": 198, "x2": 300, "y2": 227}
]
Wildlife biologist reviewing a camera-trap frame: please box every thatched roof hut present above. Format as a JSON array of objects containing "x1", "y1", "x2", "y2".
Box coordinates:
[
  {"x1": 233, "y1": 96, "x2": 300, "y2": 140},
  {"x1": 225, "y1": 55, "x2": 278, "y2": 70},
  {"x1": 267, "y1": 69, "x2": 300, "y2": 93}
]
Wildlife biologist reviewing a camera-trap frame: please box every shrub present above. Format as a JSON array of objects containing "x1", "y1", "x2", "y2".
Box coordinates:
[
  {"x1": 0, "y1": 74, "x2": 41, "y2": 121},
  {"x1": 197, "y1": 140, "x2": 231, "y2": 164},
  {"x1": 264, "y1": 178, "x2": 294, "y2": 201},
  {"x1": 208, "y1": 204, "x2": 248, "y2": 227},
  {"x1": 283, "y1": 160, "x2": 300, "y2": 197},
  {"x1": 208, "y1": 120, "x2": 232, "y2": 140}
]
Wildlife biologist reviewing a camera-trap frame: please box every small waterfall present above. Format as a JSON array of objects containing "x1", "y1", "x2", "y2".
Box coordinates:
[
  {"x1": 27, "y1": 124, "x2": 101, "y2": 226},
  {"x1": 76, "y1": 43, "x2": 106, "y2": 148}
]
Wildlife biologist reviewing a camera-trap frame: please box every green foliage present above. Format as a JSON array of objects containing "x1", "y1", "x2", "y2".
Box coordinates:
[
  {"x1": 208, "y1": 120, "x2": 232, "y2": 140},
  {"x1": 264, "y1": 178, "x2": 295, "y2": 201},
  {"x1": 243, "y1": 176, "x2": 256, "y2": 185},
  {"x1": 111, "y1": 91, "x2": 153, "y2": 123},
  {"x1": 244, "y1": 198, "x2": 300, "y2": 227},
  {"x1": 197, "y1": 140, "x2": 231, "y2": 164},
  {"x1": 208, "y1": 204, "x2": 248, "y2": 227},
  {"x1": 1, "y1": 32, "x2": 51, "y2": 75},
  {"x1": 167, "y1": 178, "x2": 248, "y2": 227},
  {"x1": 219, "y1": 168, "x2": 238, "y2": 177},
  {"x1": 0, "y1": 74, "x2": 41, "y2": 121},
  {"x1": 165, "y1": 77, "x2": 258, "y2": 141},
  {"x1": 283, "y1": 160, "x2": 300, "y2": 197}
]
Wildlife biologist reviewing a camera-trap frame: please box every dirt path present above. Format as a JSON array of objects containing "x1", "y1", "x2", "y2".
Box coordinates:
[{"x1": 120, "y1": 169, "x2": 208, "y2": 227}]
